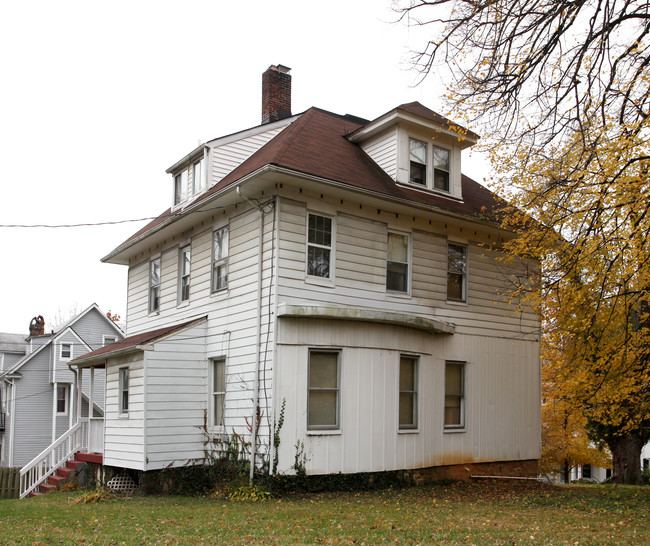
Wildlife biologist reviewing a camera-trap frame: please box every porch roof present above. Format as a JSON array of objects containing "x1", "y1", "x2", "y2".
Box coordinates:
[{"x1": 71, "y1": 317, "x2": 207, "y2": 367}]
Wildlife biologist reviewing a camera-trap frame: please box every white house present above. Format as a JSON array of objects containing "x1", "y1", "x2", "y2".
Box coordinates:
[
  {"x1": 70, "y1": 65, "x2": 541, "y2": 482},
  {"x1": 0, "y1": 305, "x2": 123, "y2": 468}
]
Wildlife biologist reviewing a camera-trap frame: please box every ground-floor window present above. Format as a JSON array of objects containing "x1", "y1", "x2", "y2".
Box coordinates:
[
  {"x1": 119, "y1": 367, "x2": 129, "y2": 414},
  {"x1": 56, "y1": 384, "x2": 69, "y2": 415},
  {"x1": 399, "y1": 355, "x2": 418, "y2": 430},
  {"x1": 444, "y1": 361, "x2": 465, "y2": 429},
  {"x1": 211, "y1": 358, "x2": 226, "y2": 427},
  {"x1": 308, "y1": 350, "x2": 340, "y2": 430}
]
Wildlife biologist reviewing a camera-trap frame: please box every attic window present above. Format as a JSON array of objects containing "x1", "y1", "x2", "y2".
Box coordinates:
[{"x1": 409, "y1": 139, "x2": 427, "y2": 185}]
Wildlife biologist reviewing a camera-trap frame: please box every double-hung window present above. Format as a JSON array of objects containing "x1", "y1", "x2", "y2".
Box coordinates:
[
  {"x1": 56, "y1": 385, "x2": 68, "y2": 414},
  {"x1": 387, "y1": 232, "x2": 409, "y2": 293},
  {"x1": 444, "y1": 361, "x2": 465, "y2": 429},
  {"x1": 149, "y1": 258, "x2": 161, "y2": 313},
  {"x1": 307, "y1": 214, "x2": 333, "y2": 279},
  {"x1": 212, "y1": 227, "x2": 229, "y2": 292},
  {"x1": 211, "y1": 358, "x2": 226, "y2": 427},
  {"x1": 60, "y1": 343, "x2": 72, "y2": 360},
  {"x1": 179, "y1": 245, "x2": 191, "y2": 303},
  {"x1": 409, "y1": 139, "x2": 427, "y2": 185},
  {"x1": 308, "y1": 350, "x2": 340, "y2": 430},
  {"x1": 399, "y1": 356, "x2": 418, "y2": 430},
  {"x1": 119, "y1": 367, "x2": 129, "y2": 414},
  {"x1": 447, "y1": 243, "x2": 467, "y2": 302}
]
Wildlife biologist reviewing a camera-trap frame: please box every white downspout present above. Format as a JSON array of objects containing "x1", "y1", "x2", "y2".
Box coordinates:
[
  {"x1": 237, "y1": 185, "x2": 264, "y2": 484},
  {"x1": 7, "y1": 379, "x2": 16, "y2": 467},
  {"x1": 51, "y1": 383, "x2": 57, "y2": 445},
  {"x1": 269, "y1": 196, "x2": 280, "y2": 475}
]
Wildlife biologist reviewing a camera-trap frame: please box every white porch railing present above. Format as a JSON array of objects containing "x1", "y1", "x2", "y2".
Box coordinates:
[{"x1": 19, "y1": 420, "x2": 87, "y2": 499}]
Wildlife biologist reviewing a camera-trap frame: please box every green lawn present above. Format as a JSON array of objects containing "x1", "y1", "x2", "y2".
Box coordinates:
[{"x1": 0, "y1": 481, "x2": 648, "y2": 544}]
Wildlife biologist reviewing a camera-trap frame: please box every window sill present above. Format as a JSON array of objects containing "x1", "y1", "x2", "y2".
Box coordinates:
[
  {"x1": 387, "y1": 291, "x2": 412, "y2": 299},
  {"x1": 443, "y1": 427, "x2": 466, "y2": 434},
  {"x1": 398, "y1": 428, "x2": 419, "y2": 434},
  {"x1": 177, "y1": 300, "x2": 190, "y2": 309},
  {"x1": 398, "y1": 181, "x2": 462, "y2": 201},
  {"x1": 306, "y1": 429, "x2": 341, "y2": 436},
  {"x1": 446, "y1": 299, "x2": 468, "y2": 306},
  {"x1": 305, "y1": 276, "x2": 335, "y2": 288},
  {"x1": 210, "y1": 287, "x2": 229, "y2": 297},
  {"x1": 118, "y1": 413, "x2": 129, "y2": 420}
]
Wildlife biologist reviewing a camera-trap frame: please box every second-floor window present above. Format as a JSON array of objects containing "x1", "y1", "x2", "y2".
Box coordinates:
[
  {"x1": 409, "y1": 139, "x2": 452, "y2": 193},
  {"x1": 447, "y1": 243, "x2": 467, "y2": 303},
  {"x1": 387, "y1": 232, "x2": 409, "y2": 293},
  {"x1": 409, "y1": 139, "x2": 427, "y2": 185},
  {"x1": 60, "y1": 343, "x2": 72, "y2": 360},
  {"x1": 192, "y1": 159, "x2": 203, "y2": 194},
  {"x1": 179, "y1": 245, "x2": 191, "y2": 303},
  {"x1": 212, "y1": 227, "x2": 229, "y2": 292},
  {"x1": 119, "y1": 367, "x2": 129, "y2": 414},
  {"x1": 307, "y1": 214, "x2": 332, "y2": 279},
  {"x1": 433, "y1": 146, "x2": 450, "y2": 191},
  {"x1": 174, "y1": 171, "x2": 188, "y2": 206},
  {"x1": 56, "y1": 384, "x2": 68, "y2": 414},
  {"x1": 149, "y1": 258, "x2": 161, "y2": 313}
]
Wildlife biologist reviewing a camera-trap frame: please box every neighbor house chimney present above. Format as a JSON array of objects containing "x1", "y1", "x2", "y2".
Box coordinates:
[
  {"x1": 262, "y1": 64, "x2": 292, "y2": 124},
  {"x1": 29, "y1": 315, "x2": 45, "y2": 336}
]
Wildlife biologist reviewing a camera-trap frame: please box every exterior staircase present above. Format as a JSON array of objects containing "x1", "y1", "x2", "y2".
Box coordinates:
[{"x1": 30, "y1": 453, "x2": 102, "y2": 496}]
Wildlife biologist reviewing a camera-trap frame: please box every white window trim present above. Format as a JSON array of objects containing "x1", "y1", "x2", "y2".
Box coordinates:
[
  {"x1": 178, "y1": 244, "x2": 191, "y2": 305},
  {"x1": 386, "y1": 230, "x2": 412, "y2": 296},
  {"x1": 447, "y1": 242, "x2": 468, "y2": 304},
  {"x1": 119, "y1": 367, "x2": 129, "y2": 416},
  {"x1": 60, "y1": 343, "x2": 73, "y2": 360},
  {"x1": 56, "y1": 384, "x2": 69, "y2": 415},
  {"x1": 305, "y1": 212, "x2": 336, "y2": 286},
  {"x1": 444, "y1": 360, "x2": 466, "y2": 432},
  {"x1": 398, "y1": 354, "x2": 419, "y2": 433},
  {"x1": 103, "y1": 335, "x2": 118, "y2": 347},
  {"x1": 149, "y1": 256, "x2": 161, "y2": 314},
  {"x1": 211, "y1": 226, "x2": 229, "y2": 294},
  {"x1": 307, "y1": 349, "x2": 341, "y2": 433},
  {"x1": 209, "y1": 357, "x2": 226, "y2": 430}
]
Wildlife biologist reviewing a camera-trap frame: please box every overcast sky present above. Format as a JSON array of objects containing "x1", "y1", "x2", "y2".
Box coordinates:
[{"x1": 0, "y1": 0, "x2": 490, "y2": 335}]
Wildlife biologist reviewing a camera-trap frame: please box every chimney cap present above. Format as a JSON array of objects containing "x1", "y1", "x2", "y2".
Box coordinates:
[{"x1": 268, "y1": 64, "x2": 291, "y2": 74}]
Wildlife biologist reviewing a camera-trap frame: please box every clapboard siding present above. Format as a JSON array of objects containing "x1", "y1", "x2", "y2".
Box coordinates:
[
  {"x1": 276, "y1": 198, "x2": 538, "y2": 339},
  {"x1": 211, "y1": 126, "x2": 289, "y2": 183},
  {"x1": 104, "y1": 355, "x2": 145, "y2": 468},
  {"x1": 361, "y1": 128, "x2": 399, "y2": 180},
  {"x1": 275, "y1": 320, "x2": 540, "y2": 475}
]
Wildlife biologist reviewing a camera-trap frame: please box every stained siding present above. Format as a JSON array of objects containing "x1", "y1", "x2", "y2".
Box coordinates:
[{"x1": 275, "y1": 320, "x2": 540, "y2": 475}]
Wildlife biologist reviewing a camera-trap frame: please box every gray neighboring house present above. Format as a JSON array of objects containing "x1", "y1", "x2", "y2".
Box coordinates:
[{"x1": 0, "y1": 304, "x2": 123, "y2": 467}]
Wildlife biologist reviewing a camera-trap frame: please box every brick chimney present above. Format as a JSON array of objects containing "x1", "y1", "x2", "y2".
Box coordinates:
[
  {"x1": 262, "y1": 64, "x2": 292, "y2": 124},
  {"x1": 29, "y1": 315, "x2": 45, "y2": 336}
]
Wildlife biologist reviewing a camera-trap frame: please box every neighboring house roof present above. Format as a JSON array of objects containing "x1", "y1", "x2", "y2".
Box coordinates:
[
  {"x1": 1, "y1": 303, "x2": 123, "y2": 377},
  {"x1": 71, "y1": 317, "x2": 207, "y2": 367},
  {"x1": 105, "y1": 103, "x2": 504, "y2": 262},
  {"x1": 0, "y1": 333, "x2": 26, "y2": 355}
]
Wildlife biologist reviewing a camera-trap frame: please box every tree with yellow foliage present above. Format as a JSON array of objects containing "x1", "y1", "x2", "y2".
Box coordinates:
[{"x1": 398, "y1": 0, "x2": 650, "y2": 483}]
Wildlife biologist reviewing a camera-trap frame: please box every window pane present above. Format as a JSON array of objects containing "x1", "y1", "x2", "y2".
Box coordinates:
[
  {"x1": 193, "y1": 160, "x2": 202, "y2": 193},
  {"x1": 308, "y1": 391, "x2": 338, "y2": 427},
  {"x1": 213, "y1": 228, "x2": 229, "y2": 261},
  {"x1": 309, "y1": 352, "x2": 338, "y2": 388},
  {"x1": 410, "y1": 162, "x2": 426, "y2": 185},
  {"x1": 410, "y1": 139, "x2": 427, "y2": 164},
  {"x1": 214, "y1": 394, "x2": 224, "y2": 426},
  {"x1": 57, "y1": 386, "x2": 66, "y2": 413},
  {"x1": 174, "y1": 175, "x2": 182, "y2": 205},
  {"x1": 387, "y1": 262, "x2": 408, "y2": 292},
  {"x1": 213, "y1": 360, "x2": 225, "y2": 393},
  {"x1": 433, "y1": 147, "x2": 449, "y2": 170},
  {"x1": 307, "y1": 246, "x2": 330, "y2": 278},
  {"x1": 399, "y1": 393, "x2": 415, "y2": 427},
  {"x1": 213, "y1": 264, "x2": 228, "y2": 291},
  {"x1": 308, "y1": 215, "x2": 332, "y2": 246},
  {"x1": 434, "y1": 170, "x2": 449, "y2": 191},
  {"x1": 447, "y1": 272, "x2": 464, "y2": 301},
  {"x1": 387, "y1": 233, "x2": 408, "y2": 263},
  {"x1": 400, "y1": 357, "x2": 416, "y2": 391},
  {"x1": 444, "y1": 396, "x2": 462, "y2": 425},
  {"x1": 445, "y1": 362, "x2": 463, "y2": 394},
  {"x1": 150, "y1": 259, "x2": 160, "y2": 286}
]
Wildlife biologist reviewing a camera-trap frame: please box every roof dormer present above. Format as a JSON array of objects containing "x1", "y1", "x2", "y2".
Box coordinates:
[{"x1": 347, "y1": 102, "x2": 478, "y2": 201}]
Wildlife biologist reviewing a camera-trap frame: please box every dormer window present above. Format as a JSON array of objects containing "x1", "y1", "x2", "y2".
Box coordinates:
[
  {"x1": 172, "y1": 157, "x2": 205, "y2": 207},
  {"x1": 409, "y1": 139, "x2": 427, "y2": 185}
]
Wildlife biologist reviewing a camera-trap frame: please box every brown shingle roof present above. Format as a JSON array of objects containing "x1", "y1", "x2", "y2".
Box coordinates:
[
  {"x1": 71, "y1": 318, "x2": 204, "y2": 365},
  {"x1": 107, "y1": 105, "x2": 502, "y2": 259}
]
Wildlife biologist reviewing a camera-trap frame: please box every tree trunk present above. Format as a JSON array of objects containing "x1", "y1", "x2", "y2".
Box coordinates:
[
  {"x1": 563, "y1": 460, "x2": 570, "y2": 484},
  {"x1": 608, "y1": 434, "x2": 644, "y2": 484}
]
